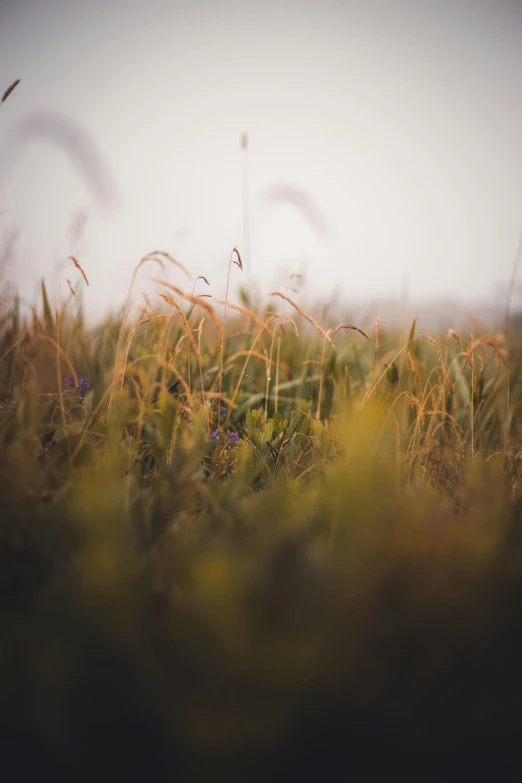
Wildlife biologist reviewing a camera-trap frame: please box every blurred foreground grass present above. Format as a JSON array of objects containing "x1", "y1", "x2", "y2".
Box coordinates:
[{"x1": 2, "y1": 262, "x2": 522, "y2": 780}]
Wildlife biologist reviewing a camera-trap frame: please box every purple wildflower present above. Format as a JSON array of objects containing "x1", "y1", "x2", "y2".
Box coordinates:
[
  {"x1": 210, "y1": 428, "x2": 220, "y2": 441},
  {"x1": 220, "y1": 406, "x2": 227, "y2": 417},
  {"x1": 77, "y1": 377, "x2": 90, "y2": 398},
  {"x1": 229, "y1": 432, "x2": 240, "y2": 444},
  {"x1": 64, "y1": 371, "x2": 74, "y2": 389}
]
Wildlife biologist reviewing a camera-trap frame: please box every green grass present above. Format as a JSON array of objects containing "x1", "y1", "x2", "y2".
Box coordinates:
[{"x1": 2, "y1": 263, "x2": 522, "y2": 780}]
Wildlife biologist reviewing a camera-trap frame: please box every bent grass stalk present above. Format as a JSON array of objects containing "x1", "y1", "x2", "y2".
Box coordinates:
[
  {"x1": 110, "y1": 253, "x2": 190, "y2": 408},
  {"x1": 219, "y1": 248, "x2": 243, "y2": 429},
  {"x1": 264, "y1": 327, "x2": 277, "y2": 426},
  {"x1": 228, "y1": 318, "x2": 277, "y2": 417},
  {"x1": 316, "y1": 336, "x2": 327, "y2": 422},
  {"x1": 275, "y1": 330, "x2": 281, "y2": 414}
]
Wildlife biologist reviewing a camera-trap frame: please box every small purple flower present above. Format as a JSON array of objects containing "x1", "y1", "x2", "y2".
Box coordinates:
[
  {"x1": 220, "y1": 406, "x2": 227, "y2": 417},
  {"x1": 210, "y1": 428, "x2": 220, "y2": 441},
  {"x1": 229, "y1": 432, "x2": 240, "y2": 444},
  {"x1": 77, "y1": 377, "x2": 90, "y2": 399},
  {"x1": 64, "y1": 371, "x2": 74, "y2": 389}
]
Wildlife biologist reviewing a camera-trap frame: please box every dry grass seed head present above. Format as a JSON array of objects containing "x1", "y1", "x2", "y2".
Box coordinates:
[
  {"x1": 67, "y1": 256, "x2": 89, "y2": 286},
  {"x1": 447, "y1": 329, "x2": 463, "y2": 351},
  {"x1": 270, "y1": 291, "x2": 333, "y2": 345},
  {"x1": 331, "y1": 323, "x2": 370, "y2": 342},
  {"x1": 426, "y1": 335, "x2": 444, "y2": 369},
  {"x1": 1, "y1": 78, "x2": 20, "y2": 104},
  {"x1": 426, "y1": 335, "x2": 451, "y2": 389},
  {"x1": 232, "y1": 247, "x2": 243, "y2": 270},
  {"x1": 405, "y1": 392, "x2": 421, "y2": 411},
  {"x1": 153, "y1": 280, "x2": 222, "y2": 335},
  {"x1": 375, "y1": 313, "x2": 382, "y2": 351},
  {"x1": 192, "y1": 276, "x2": 211, "y2": 296}
]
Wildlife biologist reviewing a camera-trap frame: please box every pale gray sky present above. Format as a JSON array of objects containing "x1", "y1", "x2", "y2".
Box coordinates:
[{"x1": 1, "y1": 0, "x2": 521, "y2": 320}]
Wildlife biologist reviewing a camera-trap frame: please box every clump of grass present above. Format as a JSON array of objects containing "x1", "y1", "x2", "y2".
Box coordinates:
[{"x1": 2, "y1": 256, "x2": 522, "y2": 778}]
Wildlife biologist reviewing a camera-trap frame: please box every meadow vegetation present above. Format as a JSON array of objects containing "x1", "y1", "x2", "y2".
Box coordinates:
[{"x1": 1, "y1": 245, "x2": 522, "y2": 780}]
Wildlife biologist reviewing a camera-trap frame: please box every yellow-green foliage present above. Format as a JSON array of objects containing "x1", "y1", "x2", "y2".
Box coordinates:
[{"x1": 1, "y1": 275, "x2": 522, "y2": 779}]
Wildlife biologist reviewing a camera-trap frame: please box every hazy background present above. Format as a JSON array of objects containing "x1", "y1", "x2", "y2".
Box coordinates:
[{"x1": 1, "y1": 0, "x2": 521, "y2": 327}]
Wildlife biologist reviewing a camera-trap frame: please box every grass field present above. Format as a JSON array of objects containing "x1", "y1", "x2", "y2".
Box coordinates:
[{"x1": 2, "y1": 245, "x2": 522, "y2": 780}]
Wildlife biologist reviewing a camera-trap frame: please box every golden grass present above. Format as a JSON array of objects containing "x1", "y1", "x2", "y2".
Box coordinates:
[
  {"x1": 67, "y1": 256, "x2": 89, "y2": 287},
  {"x1": 153, "y1": 280, "x2": 222, "y2": 333},
  {"x1": 269, "y1": 291, "x2": 334, "y2": 345}
]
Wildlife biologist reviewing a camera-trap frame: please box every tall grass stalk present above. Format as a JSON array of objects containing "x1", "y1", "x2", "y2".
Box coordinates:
[{"x1": 218, "y1": 248, "x2": 243, "y2": 428}]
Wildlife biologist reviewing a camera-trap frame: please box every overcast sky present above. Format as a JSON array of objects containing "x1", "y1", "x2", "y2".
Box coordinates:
[{"x1": 1, "y1": 0, "x2": 521, "y2": 320}]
